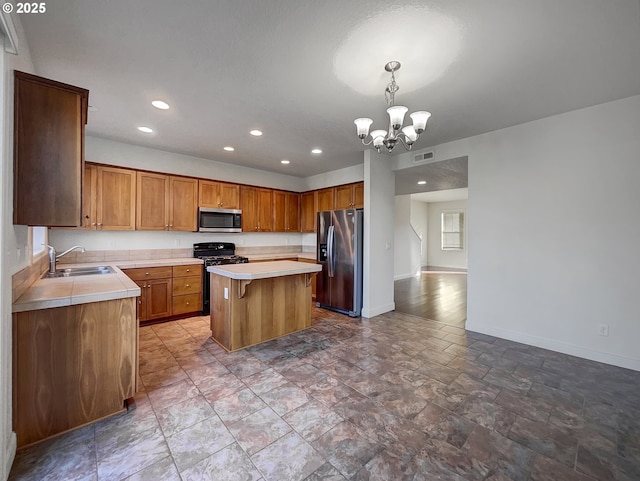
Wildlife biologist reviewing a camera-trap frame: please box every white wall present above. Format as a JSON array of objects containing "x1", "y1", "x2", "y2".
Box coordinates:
[
  {"x1": 399, "y1": 95, "x2": 640, "y2": 371},
  {"x1": 410, "y1": 200, "x2": 428, "y2": 266},
  {"x1": 427, "y1": 199, "x2": 468, "y2": 269},
  {"x1": 303, "y1": 163, "x2": 364, "y2": 191},
  {"x1": 0, "y1": 12, "x2": 35, "y2": 479},
  {"x1": 362, "y1": 150, "x2": 395, "y2": 317},
  {"x1": 394, "y1": 195, "x2": 421, "y2": 280}
]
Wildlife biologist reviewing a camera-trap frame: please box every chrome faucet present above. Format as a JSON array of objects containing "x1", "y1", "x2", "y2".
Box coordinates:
[{"x1": 47, "y1": 245, "x2": 86, "y2": 274}]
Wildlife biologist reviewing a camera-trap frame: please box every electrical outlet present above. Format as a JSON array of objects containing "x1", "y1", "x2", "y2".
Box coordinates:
[{"x1": 598, "y1": 324, "x2": 609, "y2": 336}]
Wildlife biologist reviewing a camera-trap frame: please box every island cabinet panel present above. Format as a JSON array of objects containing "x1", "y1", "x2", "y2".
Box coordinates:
[
  {"x1": 13, "y1": 71, "x2": 88, "y2": 227},
  {"x1": 210, "y1": 269, "x2": 315, "y2": 352},
  {"x1": 13, "y1": 298, "x2": 137, "y2": 448}
]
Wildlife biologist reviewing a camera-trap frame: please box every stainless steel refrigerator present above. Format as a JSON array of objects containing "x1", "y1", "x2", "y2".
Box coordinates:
[{"x1": 316, "y1": 209, "x2": 363, "y2": 317}]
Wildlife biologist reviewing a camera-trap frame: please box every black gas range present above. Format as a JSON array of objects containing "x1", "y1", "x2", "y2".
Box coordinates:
[{"x1": 193, "y1": 242, "x2": 249, "y2": 314}]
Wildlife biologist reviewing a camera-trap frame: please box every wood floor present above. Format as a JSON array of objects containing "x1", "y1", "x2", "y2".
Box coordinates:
[{"x1": 394, "y1": 269, "x2": 467, "y2": 327}]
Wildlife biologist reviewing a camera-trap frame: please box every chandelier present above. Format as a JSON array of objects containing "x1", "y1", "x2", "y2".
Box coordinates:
[{"x1": 354, "y1": 61, "x2": 431, "y2": 153}]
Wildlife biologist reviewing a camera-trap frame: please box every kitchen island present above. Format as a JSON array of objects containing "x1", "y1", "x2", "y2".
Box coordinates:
[{"x1": 207, "y1": 260, "x2": 322, "y2": 351}]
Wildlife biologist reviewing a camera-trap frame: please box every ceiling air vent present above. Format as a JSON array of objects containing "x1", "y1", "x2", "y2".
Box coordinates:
[{"x1": 413, "y1": 151, "x2": 434, "y2": 163}]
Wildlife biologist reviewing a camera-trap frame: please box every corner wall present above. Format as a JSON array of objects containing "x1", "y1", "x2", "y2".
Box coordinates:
[
  {"x1": 0, "y1": 12, "x2": 35, "y2": 479},
  {"x1": 405, "y1": 95, "x2": 640, "y2": 370}
]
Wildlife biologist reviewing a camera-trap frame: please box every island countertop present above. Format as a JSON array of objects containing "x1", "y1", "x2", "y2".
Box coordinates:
[{"x1": 207, "y1": 260, "x2": 321, "y2": 280}]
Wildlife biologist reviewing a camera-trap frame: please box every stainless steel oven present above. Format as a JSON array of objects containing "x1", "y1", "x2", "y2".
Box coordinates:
[{"x1": 198, "y1": 208, "x2": 242, "y2": 233}]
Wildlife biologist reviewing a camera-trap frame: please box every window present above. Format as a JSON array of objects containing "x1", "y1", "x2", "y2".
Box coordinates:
[
  {"x1": 441, "y1": 210, "x2": 464, "y2": 250},
  {"x1": 31, "y1": 226, "x2": 47, "y2": 257}
]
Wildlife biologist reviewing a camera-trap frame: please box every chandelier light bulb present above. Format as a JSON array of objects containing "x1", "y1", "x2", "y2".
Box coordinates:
[
  {"x1": 387, "y1": 106, "x2": 408, "y2": 131},
  {"x1": 354, "y1": 118, "x2": 373, "y2": 139},
  {"x1": 410, "y1": 111, "x2": 431, "y2": 134},
  {"x1": 353, "y1": 61, "x2": 430, "y2": 153}
]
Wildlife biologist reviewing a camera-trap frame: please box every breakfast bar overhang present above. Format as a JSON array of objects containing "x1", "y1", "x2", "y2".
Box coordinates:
[{"x1": 207, "y1": 260, "x2": 322, "y2": 351}]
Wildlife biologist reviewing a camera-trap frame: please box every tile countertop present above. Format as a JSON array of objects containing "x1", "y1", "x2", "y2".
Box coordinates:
[
  {"x1": 244, "y1": 251, "x2": 317, "y2": 261},
  {"x1": 208, "y1": 260, "x2": 322, "y2": 280},
  {"x1": 12, "y1": 258, "x2": 203, "y2": 313}
]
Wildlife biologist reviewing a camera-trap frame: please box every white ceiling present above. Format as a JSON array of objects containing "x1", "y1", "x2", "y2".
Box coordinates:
[{"x1": 20, "y1": 0, "x2": 640, "y2": 178}]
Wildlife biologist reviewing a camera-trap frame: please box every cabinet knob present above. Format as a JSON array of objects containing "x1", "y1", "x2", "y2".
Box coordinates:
[
  {"x1": 185, "y1": 284, "x2": 190, "y2": 287},
  {"x1": 186, "y1": 302, "x2": 190, "y2": 305},
  {"x1": 186, "y1": 268, "x2": 190, "y2": 272},
  {"x1": 97, "y1": 223, "x2": 102, "y2": 226},
  {"x1": 145, "y1": 272, "x2": 150, "y2": 275},
  {"x1": 91, "y1": 222, "x2": 96, "y2": 226},
  {"x1": 169, "y1": 224, "x2": 173, "y2": 228}
]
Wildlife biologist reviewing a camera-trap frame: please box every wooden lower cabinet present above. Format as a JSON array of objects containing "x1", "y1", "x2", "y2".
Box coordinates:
[
  {"x1": 172, "y1": 265, "x2": 202, "y2": 316},
  {"x1": 13, "y1": 298, "x2": 137, "y2": 448},
  {"x1": 122, "y1": 267, "x2": 173, "y2": 323},
  {"x1": 122, "y1": 265, "x2": 202, "y2": 323}
]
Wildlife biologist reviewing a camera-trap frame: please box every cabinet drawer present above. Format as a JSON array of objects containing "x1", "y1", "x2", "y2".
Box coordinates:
[
  {"x1": 172, "y1": 275, "x2": 202, "y2": 296},
  {"x1": 172, "y1": 294, "x2": 202, "y2": 315},
  {"x1": 173, "y1": 265, "x2": 201, "y2": 278},
  {"x1": 122, "y1": 266, "x2": 173, "y2": 281}
]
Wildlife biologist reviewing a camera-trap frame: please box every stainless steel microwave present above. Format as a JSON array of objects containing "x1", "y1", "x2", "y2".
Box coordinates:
[{"x1": 198, "y1": 208, "x2": 242, "y2": 233}]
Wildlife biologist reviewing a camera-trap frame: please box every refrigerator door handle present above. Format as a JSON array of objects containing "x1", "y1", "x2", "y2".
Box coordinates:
[{"x1": 327, "y1": 224, "x2": 335, "y2": 277}]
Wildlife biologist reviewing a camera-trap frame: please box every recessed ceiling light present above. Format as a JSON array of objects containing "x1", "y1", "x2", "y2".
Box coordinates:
[
  {"x1": 311, "y1": 148, "x2": 322, "y2": 154},
  {"x1": 281, "y1": 160, "x2": 290, "y2": 164},
  {"x1": 137, "y1": 126, "x2": 153, "y2": 133},
  {"x1": 223, "y1": 146, "x2": 235, "y2": 152},
  {"x1": 417, "y1": 180, "x2": 427, "y2": 185},
  {"x1": 250, "y1": 129, "x2": 263, "y2": 136},
  {"x1": 151, "y1": 100, "x2": 170, "y2": 110}
]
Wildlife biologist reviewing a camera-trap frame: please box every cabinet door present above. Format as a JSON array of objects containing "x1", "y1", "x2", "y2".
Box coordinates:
[
  {"x1": 96, "y1": 166, "x2": 136, "y2": 230},
  {"x1": 300, "y1": 191, "x2": 316, "y2": 233},
  {"x1": 354, "y1": 182, "x2": 364, "y2": 209},
  {"x1": 198, "y1": 180, "x2": 220, "y2": 208},
  {"x1": 257, "y1": 188, "x2": 273, "y2": 231},
  {"x1": 240, "y1": 186, "x2": 258, "y2": 231},
  {"x1": 273, "y1": 190, "x2": 286, "y2": 232},
  {"x1": 285, "y1": 192, "x2": 300, "y2": 232},
  {"x1": 169, "y1": 177, "x2": 197, "y2": 231},
  {"x1": 146, "y1": 278, "x2": 172, "y2": 320},
  {"x1": 136, "y1": 172, "x2": 168, "y2": 230},
  {"x1": 82, "y1": 164, "x2": 97, "y2": 229},
  {"x1": 136, "y1": 280, "x2": 148, "y2": 321},
  {"x1": 13, "y1": 71, "x2": 88, "y2": 227},
  {"x1": 316, "y1": 188, "x2": 335, "y2": 212},
  {"x1": 334, "y1": 184, "x2": 354, "y2": 209},
  {"x1": 219, "y1": 183, "x2": 240, "y2": 209}
]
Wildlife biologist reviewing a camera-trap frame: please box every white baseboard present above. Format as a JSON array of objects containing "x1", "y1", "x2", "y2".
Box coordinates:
[
  {"x1": 393, "y1": 272, "x2": 414, "y2": 281},
  {"x1": 4, "y1": 431, "x2": 16, "y2": 480},
  {"x1": 466, "y1": 321, "x2": 640, "y2": 372},
  {"x1": 362, "y1": 302, "x2": 395, "y2": 318}
]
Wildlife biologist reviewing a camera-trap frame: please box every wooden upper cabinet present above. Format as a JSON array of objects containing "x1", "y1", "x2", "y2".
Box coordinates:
[
  {"x1": 240, "y1": 186, "x2": 273, "y2": 232},
  {"x1": 199, "y1": 180, "x2": 240, "y2": 209},
  {"x1": 354, "y1": 182, "x2": 364, "y2": 208},
  {"x1": 13, "y1": 71, "x2": 88, "y2": 226},
  {"x1": 273, "y1": 191, "x2": 300, "y2": 232},
  {"x1": 136, "y1": 172, "x2": 197, "y2": 231},
  {"x1": 96, "y1": 166, "x2": 136, "y2": 230},
  {"x1": 316, "y1": 187, "x2": 335, "y2": 212},
  {"x1": 285, "y1": 192, "x2": 300, "y2": 232},
  {"x1": 136, "y1": 171, "x2": 168, "y2": 230},
  {"x1": 169, "y1": 177, "x2": 197, "y2": 231},
  {"x1": 300, "y1": 191, "x2": 317, "y2": 233},
  {"x1": 335, "y1": 182, "x2": 364, "y2": 209}
]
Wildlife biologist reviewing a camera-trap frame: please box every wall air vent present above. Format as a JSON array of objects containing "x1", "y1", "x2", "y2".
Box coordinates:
[{"x1": 413, "y1": 151, "x2": 435, "y2": 163}]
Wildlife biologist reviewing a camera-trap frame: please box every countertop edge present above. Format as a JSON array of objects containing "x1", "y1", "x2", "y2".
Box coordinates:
[{"x1": 207, "y1": 260, "x2": 322, "y2": 280}]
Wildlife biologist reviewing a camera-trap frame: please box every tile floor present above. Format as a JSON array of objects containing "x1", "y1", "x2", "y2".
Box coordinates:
[{"x1": 9, "y1": 307, "x2": 640, "y2": 481}]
